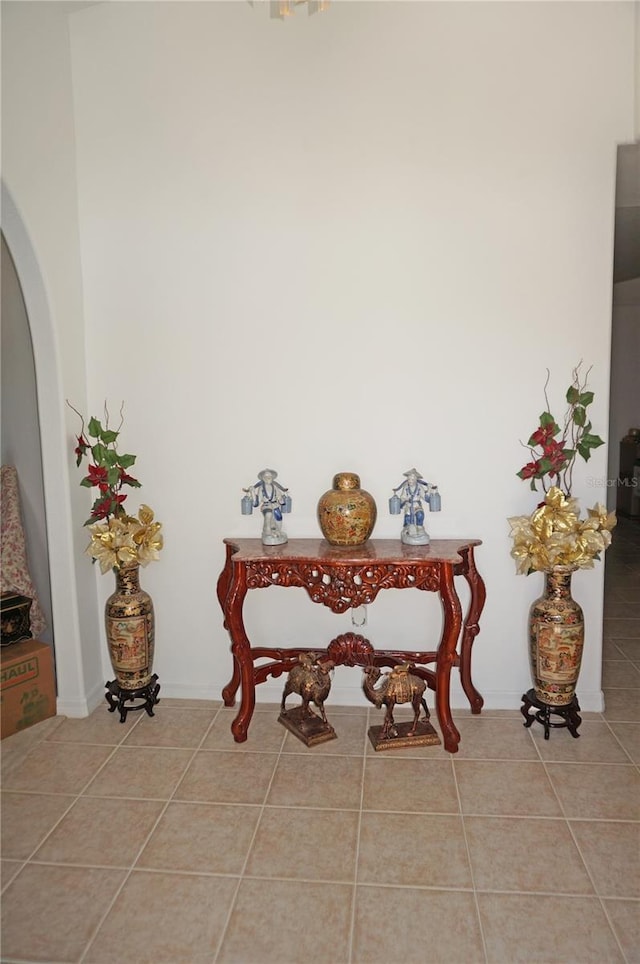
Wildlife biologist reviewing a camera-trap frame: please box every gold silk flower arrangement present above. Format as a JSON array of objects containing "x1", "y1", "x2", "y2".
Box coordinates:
[
  {"x1": 508, "y1": 365, "x2": 616, "y2": 575},
  {"x1": 68, "y1": 403, "x2": 164, "y2": 573}
]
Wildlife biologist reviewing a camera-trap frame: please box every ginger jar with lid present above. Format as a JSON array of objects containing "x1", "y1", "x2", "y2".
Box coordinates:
[{"x1": 317, "y1": 472, "x2": 377, "y2": 546}]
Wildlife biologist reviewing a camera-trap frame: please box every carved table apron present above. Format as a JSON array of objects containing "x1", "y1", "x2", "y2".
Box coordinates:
[{"x1": 217, "y1": 538, "x2": 485, "y2": 753}]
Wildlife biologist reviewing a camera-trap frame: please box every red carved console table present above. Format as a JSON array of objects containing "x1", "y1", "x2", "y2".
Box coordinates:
[{"x1": 216, "y1": 538, "x2": 485, "y2": 753}]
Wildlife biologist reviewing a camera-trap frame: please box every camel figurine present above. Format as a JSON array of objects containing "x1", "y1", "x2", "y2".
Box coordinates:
[
  {"x1": 362, "y1": 663, "x2": 429, "y2": 739},
  {"x1": 280, "y1": 652, "x2": 334, "y2": 724}
]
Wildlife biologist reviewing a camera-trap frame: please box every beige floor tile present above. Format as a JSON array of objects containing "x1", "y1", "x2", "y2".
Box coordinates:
[
  {"x1": 122, "y1": 705, "x2": 217, "y2": 748},
  {"x1": 530, "y1": 720, "x2": 632, "y2": 764},
  {"x1": 251, "y1": 702, "x2": 368, "y2": 718},
  {"x1": 175, "y1": 750, "x2": 278, "y2": 804},
  {"x1": 358, "y1": 811, "x2": 472, "y2": 889},
  {"x1": 283, "y1": 711, "x2": 368, "y2": 755},
  {"x1": 321, "y1": 704, "x2": 369, "y2": 716},
  {"x1": 571, "y1": 820, "x2": 640, "y2": 898},
  {"x1": 46, "y1": 705, "x2": 141, "y2": 744},
  {"x1": 136, "y1": 801, "x2": 260, "y2": 874},
  {"x1": 252, "y1": 701, "x2": 287, "y2": 714},
  {"x1": 217, "y1": 878, "x2": 353, "y2": 963},
  {"x1": 603, "y1": 638, "x2": 628, "y2": 659},
  {"x1": 603, "y1": 898, "x2": 640, "y2": 963},
  {"x1": 266, "y1": 754, "x2": 364, "y2": 809},
  {"x1": 0, "y1": 863, "x2": 126, "y2": 962},
  {"x1": 2, "y1": 742, "x2": 114, "y2": 794},
  {"x1": 0, "y1": 716, "x2": 66, "y2": 779},
  {"x1": 1, "y1": 859, "x2": 24, "y2": 891},
  {"x1": 545, "y1": 762, "x2": 640, "y2": 820},
  {"x1": 452, "y1": 717, "x2": 539, "y2": 760},
  {"x1": 84, "y1": 746, "x2": 193, "y2": 800},
  {"x1": 156, "y1": 697, "x2": 222, "y2": 709},
  {"x1": 604, "y1": 618, "x2": 640, "y2": 638},
  {"x1": 203, "y1": 708, "x2": 287, "y2": 752},
  {"x1": 352, "y1": 886, "x2": 484, "y2": 963},
  {"x1": 33, "y1": 796, "x2": 164, "y2": 867},
  {"x1": 603, "y1": 688, "x2": 640, "y2": 722},
  {"x1": 609, "y1": 721, "x2": 640, "y2": 762},
  {"x1": 469, "y1": 708, "x2": 526, "y2": 719},
  {"x1": 604, "y1": 602, "x2": 640, "y2": 619},
  {"x1": 603, "y1": 659, "x2": 640, "y2": 688},
  {"x1": 479, "y1": 892, "x2": 623, "y2": 962},
  {"x1": 1, "y1": 790, "x2": 75, "y2": 859},
  {"x1": 608, "y1": 587, "x2": 640, "y2": 605},
  {"x1": 85, "y1": 870, "x2": 237, "y2": 963},
  {"x1": 245, "y1": 806, "x2": 359, "y2": 882},
  {"x1": 615, "y1": 639, "x2": 640, "y2": 660},
  {"x1": 362, "y1": 757, "x2": 459, "y2": 813},
  {"x1": 455, "y1": 760, "x2": 562, "y2": 816},
  {"x1": 465, "y1": 815, "x2": 594, "y2": 894}
]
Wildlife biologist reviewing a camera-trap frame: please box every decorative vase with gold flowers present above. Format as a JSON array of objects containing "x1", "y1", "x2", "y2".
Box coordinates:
[
  {"x1": 508, "y1": 366, "x2": 616, "y2": 707},
  {"x1": 70, "y1": 403, "x2": 164, "y2": 720}
]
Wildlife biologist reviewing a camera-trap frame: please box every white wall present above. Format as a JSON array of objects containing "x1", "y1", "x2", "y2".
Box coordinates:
[
  {"x1": 1, "y1": 1, "x2": 103, "y2": 713},
  {"x1": 3, "y1": 1, "x2": 636, "y2": 716}
]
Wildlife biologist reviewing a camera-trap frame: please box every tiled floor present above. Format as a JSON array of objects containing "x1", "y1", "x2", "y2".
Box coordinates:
[{"x1": 1, "y1": 522, "x2": 639, "y2": 963}]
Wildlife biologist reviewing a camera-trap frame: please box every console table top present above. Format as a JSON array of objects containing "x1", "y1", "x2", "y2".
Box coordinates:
[{"x1": 223, "y1": 537, "x2": 482, "y2": 565}]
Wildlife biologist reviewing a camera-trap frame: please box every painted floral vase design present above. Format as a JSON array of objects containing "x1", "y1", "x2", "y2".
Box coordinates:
[
  {"x1": 317, "y1": 473, "x2": 377, "y2": 546},
  {"x1": 528, "y1": 567, "x2": 584, "y2": 705},
  {"x1": 105, "y1": 564, "x2": 155, "y2": 691}
]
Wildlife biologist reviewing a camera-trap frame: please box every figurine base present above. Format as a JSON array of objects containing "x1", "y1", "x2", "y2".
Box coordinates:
[
  {"x1": 368, "y1": 718, "x2": 441, "y2": 751},
  {"x1": 278, "y1": 707, "x2": 337, "y2": 746},
  {"x1": 262, "y1": 533, "x2": 288, "y2": 546},
  {"x1": 401, "y1": 525, "x2": 430, "y2": 546}
]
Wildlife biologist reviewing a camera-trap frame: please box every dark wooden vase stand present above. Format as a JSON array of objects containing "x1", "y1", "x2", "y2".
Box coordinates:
[
  {"x1": 521, "y1": 688, "x2": 582, "y2": 740},
  {"x1": 105, "y1": 675, "x2": 160, "y2": 723}
]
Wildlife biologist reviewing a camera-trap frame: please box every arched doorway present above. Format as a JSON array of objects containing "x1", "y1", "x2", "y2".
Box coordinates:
[{"x1": 1, "y1": 182, "x2": 93, "y2": 714}]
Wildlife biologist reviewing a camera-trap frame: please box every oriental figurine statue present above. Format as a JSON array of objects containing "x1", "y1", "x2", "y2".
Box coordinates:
[
  {"x1": 241, "y1": 468, "x2": 291, "y2": 546},
  {"x1": 389, "y1": 467, "x2": 441, "y2": 545}
]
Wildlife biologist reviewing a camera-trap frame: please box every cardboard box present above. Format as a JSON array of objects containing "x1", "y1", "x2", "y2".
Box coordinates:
[{"x1": 1, "y1": 638, "x2": 56, "y2": 739}]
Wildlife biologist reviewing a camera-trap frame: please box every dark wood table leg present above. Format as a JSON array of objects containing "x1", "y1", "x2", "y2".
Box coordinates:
[
  {"x1": 436, "y1": 563, "x2": 463, "y2": 753},
  {"x1": 218, "y1": 547, "x2": 241, "y2": 707},
  {"x1": 221, "y1": 563, "x2": 254, "y2": 743},
  {"x1": 457, "y1": 545, "x2": 486, "y2": 714}
]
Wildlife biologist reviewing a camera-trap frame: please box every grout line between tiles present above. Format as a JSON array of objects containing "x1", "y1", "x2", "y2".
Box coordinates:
[
  {"x1": 345, "y1": 705, "x2": 370, "y2": 964},
  {"x1": 78, "y1": 705, "x2": 224, "y2": 964},
  {"x1": 8, "y1": 712, "x2": 149, "y2": 868},
  {"x1": 537, "y1": 742, "x2": 631, "y2": 963},
  {"x1": 452, "y1": 755, "x2": 489, "y2": 964},
  {"x1": 211, "y1": 708, "x2": 288, "y2": 964}
]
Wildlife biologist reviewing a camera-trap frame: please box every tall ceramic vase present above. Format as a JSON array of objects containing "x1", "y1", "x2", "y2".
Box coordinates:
[
  {"x1": 105, "y1": 563, "x2": 155, "y2": 693},
  {"x1": 528, "y1": 567, "x2": 584, "y2": 706}
]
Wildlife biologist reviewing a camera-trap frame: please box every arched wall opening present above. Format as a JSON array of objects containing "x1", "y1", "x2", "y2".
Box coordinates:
[{"x1": 2, "y1": 181, "x2": 93, "y2": 714}]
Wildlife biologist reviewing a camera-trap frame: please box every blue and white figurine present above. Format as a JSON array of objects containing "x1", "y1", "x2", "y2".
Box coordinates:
[
  {"x1": 389, "y1": 468, "x2": 441, "y2": 546},
  {"x1": 242, "y1": 469, "x2": 291, "y2": 546}
]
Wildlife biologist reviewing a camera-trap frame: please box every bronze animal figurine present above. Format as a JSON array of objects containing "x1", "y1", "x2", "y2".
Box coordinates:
[
  {"x1": 362, "y1": 663, "x2": 428, "y2": 739},
  {"x1": 281, "y1": 652, "x2": 334, "y2": 723}
]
